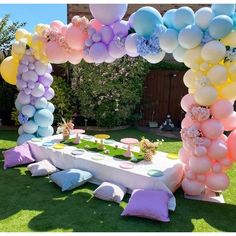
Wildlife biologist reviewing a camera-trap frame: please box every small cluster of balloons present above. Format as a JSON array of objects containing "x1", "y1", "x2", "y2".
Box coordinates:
[
  {"x1": 1, "y1": 3, "x2": 236, "y2": 196},
  {"x1": 15, "y1": 49, "x2": 55, "y2": 145}
]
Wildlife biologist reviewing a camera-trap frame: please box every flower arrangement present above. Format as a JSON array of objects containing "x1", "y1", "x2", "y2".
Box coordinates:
[
  {"x1": 139, "y1": 137, "x2": 164, "y2": 161},
  {"x1": 56, "y1": 118, "x2": 74, "y2": 141},
  {"x1": 188, "y1": 104, "x2": 210, "y2": 122}
]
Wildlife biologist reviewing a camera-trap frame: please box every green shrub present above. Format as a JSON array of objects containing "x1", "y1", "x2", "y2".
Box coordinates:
[
  {"x1": 71, "y1": 56, "x2": 150, "y2": 127},
  {"x1": 51, "y1": 76, "x2": 75, "y2": 125}
]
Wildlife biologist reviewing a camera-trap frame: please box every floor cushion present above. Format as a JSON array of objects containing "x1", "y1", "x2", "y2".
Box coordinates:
[
  {"x1": 49, "y1": 168, "x2": 93, "y2": 191},
  {"x1": 2, "y1": 143, "x2": 35, "y2": 170},
  {"x1": 121, "y1": 189, "x2": 171, "y2": 222},
  {"x1": 27, "y1": 160, "x2": 58, "y2": 176},
  {"x1": 93, "y1": 181, "x2": 127, "y2": 203}
]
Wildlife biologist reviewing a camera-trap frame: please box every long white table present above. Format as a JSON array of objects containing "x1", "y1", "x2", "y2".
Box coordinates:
[{"x1": 28, "y1": 134, "x2": 184, "y2": 211}]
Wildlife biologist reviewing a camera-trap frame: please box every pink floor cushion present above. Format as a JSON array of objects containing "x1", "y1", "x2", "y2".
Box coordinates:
[
  {"x1": 2, "y1": 143, "x2": 35, "y2": 170},
  {"x1": 121, "y1": 189, "x2": 172, "y2": 222},
  {"x1": 27, "y1": 160, "x2": 58, "y2": 176}
]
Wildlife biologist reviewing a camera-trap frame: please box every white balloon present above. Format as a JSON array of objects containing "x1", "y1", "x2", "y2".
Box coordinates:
[
  {"x1": 194, "y1": 86, "x2": 218, "y2": 106},
  {"x1": 125, "y1": 33, "x2": 138, "y2": 54},
  {"x1": 160, "y1": 29, "x2": 179, "y2": 53},
  {"x1": 34, "y1": 61, "x2": 48, "y2": 75},
  {"x1": 143, "y1": 51, "x2": 165, "y2": 64},
  {"x1": 173, "y1": 45, "x2": 186, "y2": 62}
]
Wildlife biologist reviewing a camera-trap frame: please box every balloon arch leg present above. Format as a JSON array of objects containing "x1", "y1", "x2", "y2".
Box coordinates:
[{"x1": 1, "y1": 4, "x2": 236, "y2": 198}]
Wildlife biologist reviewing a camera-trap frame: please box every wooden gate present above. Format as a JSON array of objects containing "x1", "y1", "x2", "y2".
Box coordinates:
[{"x1": 139, "y1": 70, "x2": 188, "y2": 127}]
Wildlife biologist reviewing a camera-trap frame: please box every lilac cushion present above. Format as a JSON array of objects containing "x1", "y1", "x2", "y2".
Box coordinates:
[
  {"x1": 121, "y1": 189, "x2": 171, "y2": 222},
  {"x1": 2, "y1": 143, "x2": 35, "y2": 170}
]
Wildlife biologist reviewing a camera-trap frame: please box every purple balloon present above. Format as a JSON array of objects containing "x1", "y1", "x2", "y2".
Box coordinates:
[
  {"x1": 24, "y1": 87, "x2": 32, "y2": 95},
  {"x1": 44, "y1": 87, "x2": 55, "y2": 100},
  {"x1": 18, "y1": 91, "x2": 31, "y2": 105},
  {"x1": 92, "y1": 32, "x2": 102, "y2": 43},
  {"x1": 46, "y1": 64, "x2": 53, "y2": 73},
  {"x1": 28, "y1": 81, "x2": 35, "y2": 89},
  {"x1": 85, "y1": 38, "x2": 94, "y2": 47},
  {"x1": 89, "y1": 4, "x2": 128, "y2": 25},
  {"x1": 89, "y1": 42, "x2": 108, "y2": 64},
  {"x1": 28, "y1": 63, "x2": 35, "y2": 70},
  {"x1": 21, "y1": 55, "x2": 29, "y2": 65},
  {"x1": 22, "y1": 70, "x2": 38, "y2": 82},
  {"x1": 16, "y1": 79, "x2": 27, "y2": 90},
  {"x1": 108, "y1": 40, "x2": 126, "y2": 59},
  {"x1": 38, "y1": 73, "x2": 53, "y2": 87},
  {"x1": 88, "y1": 27, "x2": 96, "y2": 37},
  {"x1": 100, "y1": 25, "x2": 114, "y2": 44},
  {"x1": 31, "y1": 83, "x2": 45, "y2": 97},
  {"x1": 113, "y1": 20, "x2": 130, "y2": 37},
  {"x1": 128, "y1": 12, "x2": 136, "y2": 28},
  {"x1": 35, "y1": 61, "x2": 48, "y2": 75},
  {"x1": 105, "y1": 54, "x2": 116, "y2": 63},
  {"x1": 18, "y1": 64, "x2": 28, "y2": 74},
  {"x1": 26, "y1": 55, "x2": 35, "y2": 63}
]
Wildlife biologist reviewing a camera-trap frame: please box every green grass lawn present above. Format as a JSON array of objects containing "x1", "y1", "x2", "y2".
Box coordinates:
[{"x1": 0, "y1": 128, "x2": 236, "y2": 232}]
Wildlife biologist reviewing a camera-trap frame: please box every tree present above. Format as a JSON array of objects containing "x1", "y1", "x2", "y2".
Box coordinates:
[{"x1": 0, "y1": 14, "x2": 26, "y2": 57}]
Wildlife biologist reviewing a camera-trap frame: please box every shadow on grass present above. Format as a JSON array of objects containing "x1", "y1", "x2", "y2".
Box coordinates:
[{"x1": 1, "y1": 164, "x2": 236, "y2": 232}]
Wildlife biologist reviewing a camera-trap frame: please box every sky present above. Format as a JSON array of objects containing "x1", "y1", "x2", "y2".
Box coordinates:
[{"x1": 0, "y1": 4, "x2": 67, "y2": 32}]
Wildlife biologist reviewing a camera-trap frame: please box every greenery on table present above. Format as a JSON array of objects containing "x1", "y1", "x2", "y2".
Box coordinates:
[
  {"x1": 0, "y1": 128, "x2": 236, "y2": 232},
  {"x1": 63, "y1": 138, "x2": 144, "y2": 162},
  {"x1": 71, "y1": 56, "x2": 150, "y2": 127}
]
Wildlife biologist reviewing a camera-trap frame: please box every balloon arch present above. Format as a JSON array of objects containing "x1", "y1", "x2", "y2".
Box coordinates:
[{"x1": 1, "y1": 4, "x2": 236, "y2": 196}]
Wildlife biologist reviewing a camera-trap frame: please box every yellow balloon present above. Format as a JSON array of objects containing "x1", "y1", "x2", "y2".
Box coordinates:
[
  {"x1": 35, "y1": 24, "x2": 49, "y2": 35},
  {"x1": 15, "y1": 28, "x2": 29, "y2": 41},
  {"x1": 11, "y1": 40, "x2": 26, "y2": 58},
  {"x1": 221, "y1": 31, "x2": 236, "y2": 47},
  {"x1": 183, "y1": 69, "x2": 197, "y2": 89},
  {"x1": 183, "y1": 46, "x2": 203, "y2": 69},
  {"x1": 194, "y1": 86, "x2": 218, "y2": 106},
  {"x1": 0, "y1": 56, "x2": 19, "y2": 85},
  {"x1": 221, "y1": 82, "x2": 236, "y2": 100},
  {"x1": 228, "y1": 64, "x2": 236, "y2": 81}
]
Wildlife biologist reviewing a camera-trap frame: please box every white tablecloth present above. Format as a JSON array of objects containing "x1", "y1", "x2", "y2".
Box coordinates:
[{"x1": 28, "y1": 134, "x2": 184, "y2": 211}]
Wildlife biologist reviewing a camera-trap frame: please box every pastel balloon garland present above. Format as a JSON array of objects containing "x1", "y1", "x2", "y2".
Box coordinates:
[{"x1": 1, "y1": 3, "x2": 236, "y2": 196}]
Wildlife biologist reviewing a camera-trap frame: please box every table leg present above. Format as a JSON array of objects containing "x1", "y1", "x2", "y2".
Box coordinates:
[{"x1": 124, "y1": 144, "x2": 132, "y2": 158}]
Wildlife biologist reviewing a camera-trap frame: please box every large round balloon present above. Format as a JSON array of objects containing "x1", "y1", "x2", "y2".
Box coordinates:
[
  {"x1": 208, "y1": 139, "x2": 227, "y2": 161},
  {"x1": 173, "y1": 45, "x2": 186, "y2": 63},
  {"x1": 125, "y1": 33, "x2": 138, "y2": 54},
  {"x1": 201, "y1": 40, "x2": 226, "y2": 64},
  {"x1": 189, "y1": 155, "x2": 211, "y2": 174},
  {"x1": 182, "y1": 178, "x2": 205, "y2": 196},
  {"x1": 38, "y1": 73, "x2": 53, "y2": 87},
  {"x1": 201, "y1": 119, "x2": 224, "y2": 139},
  {"x1": 195, "y1": 7, "x2": 215, "y2": 30},
  {"x1": 159, "y1": 29, "x2": 178, "y2": 53},
  {"x1": 89, "y1": 4, "x2": 128, "y2": 25},
  {"x1": 34, "y1": 109, "x2": 53, "y2": 127},
  {"x1": 211, "y1": 4, "x2": 235, "y2": 16},
  {"x1": 208, "y1": 15, "x2": 233, "y2": 39},
  {"x1": 220, "y1": 111, "x2": 236, "y2": 131},
  {"x1": 172, "y1": 7, "x2": 195, "y2": 31},
  {"x1": 132, "y1": 6, "x2": 163, "y2": 38},
  {"x1": 17, "y1": 133, "x2": 35, "y2": 145},
  {"x1": 206, "y1": 172, "x2": 230, "y2": 192},
  {"x1": 21, "y1": 105, "x2": 36, "y2": 118},
  {"x1": 143, "y1": 51, "x2": 165, "y2": 64},
  {"x1": 34, "y1": 97, "x2": 48, "y2": 109},
  {"x1": 178, "y1": 25, "x2": 203, "y2": 49},
  {"x1": 183, "y1": 46, "x2": 202, "y2": 69},
  {"x1": 194, "y1": 86, "x2": 218, "y2": 106},
  {"x1": 89, "y1": 42, "x2": 108, "y2": 63},
  {"x1": 31, "y1": 83, "x2": 45, "y2": 97},
  {"x1": 22, "y1": 120, "x2": 38, "y2": 134},
  {"x1": 210, "y1": 100, "x2": 234, "y2": 120},
  {"x1": 113, "y1": 20, "x2": 130, "y2": 37},
  {"x1": 207, "y1": 65, "x2": 227, "y2": 85},
  {"x1": 108, "y1": 40, "x2": 126, "y2": 59},
  {"x1": 180, "y1": 94, "x2": 196, "y2": 112},
  {"x1": 22, "y1": 70, "x2": 38, "y2": 82},
  {"x1": 34, "y1": 61, "x2": 48, "y2": 75},
  {"x1": 99, "y1": 25, "x2": 114, "y2": 45},
  {"x1": 227, "y1": 129, "x2": 236, "y2": 161},
  {"x1": 37, "y1": 126, "x2": 54, "y2": 137},
  {"x1": 0, "y1": 56, "x2": 18, "y2": 85},
  {"x1": 221, "y1": 82, "x2": 236, "y2": 101},
  {"x1": 163, "y1": 9, "x2": 176, "y2": 28}
]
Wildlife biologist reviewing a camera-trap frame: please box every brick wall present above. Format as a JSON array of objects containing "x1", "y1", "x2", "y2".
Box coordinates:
[{"x1": 67, "y1": 4, "x2": 209, "y2": 22}]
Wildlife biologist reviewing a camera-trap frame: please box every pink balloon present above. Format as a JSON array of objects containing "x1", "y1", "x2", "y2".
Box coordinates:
[
  {"x1": 202, "y1": 137, "x2": 211, "y2": 148},
  {"x1": 208, "y1": 139, "x2": 227, "y2": 160},
  {"x1": 90, "y1": 19, "x2": 103, "y2": 31},
  {"x1": 220, "y1": 134, "x2": 228, "y2": 142},
  {"x1": 99, "y1": 25, "x2": 114, "y2": 44},
  {"x1": 220, "y1": 157, "x2": 233, "y2": 169},
  {"x1": 65, "y1": 24, "x2": 88, "y2": 50},
  {"x1": 227, "y1": 129, "x2": 236, "y2": 161},
  {"x1": 194, "y1": 146, "x2": 207, "y2": 157},
  {"x1": 181, "y1": 116, "x2": 200, "y2": 129},
  {"x1": 210, "y1": 99, "x2": 234, "y2": 119},
  {"x1": 182, "y1": 178, "x2": 205, "y2": 196},
  {"x1": 67, "y1": 49, "x2": 83, "y2": 65},
  {"x1": 45, "y1": 41, "x2": 68, "y2": 64},
  {"x1": 220, "y1": 111, "x2": 236, "y2": 131},
  {"x1": 50, "y1": 20, "x2": 65, "y2": 32},
  {"x1": 180, "y1": 94, "x2": 196, "y2": 112},
  {"x1": 212, "y1": 162, "x2": 222, "y2": 173},
  {"x1": 206, "y1": 172, "x2": 230, "y2": 192},
  {"x1": 196, "y1": 174, "x2": 206, "y2": 182},
  {"x1": 61, "y1": 25, "x2": 69, "y2": 37},
  {"x1": 201, "y1": 119, "x2": 224, "y2": 139},
  {"x1": 178, "y1": 147, "x2": 190, "y2": 164},
  {"x1": 185, "y1": 170, "x2": 195, "y2": 180},
  {"x1": 189, "y1": 156, "x2": 211, "y2": 174}
]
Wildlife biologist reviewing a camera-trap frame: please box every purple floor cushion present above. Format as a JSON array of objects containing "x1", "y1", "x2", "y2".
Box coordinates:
[
  {"x1": 121, "y1": 189, "x2": 171, "y2": 222},
  {"x1": 2, "y1": 143, "x2": 35, "y2": 170}
]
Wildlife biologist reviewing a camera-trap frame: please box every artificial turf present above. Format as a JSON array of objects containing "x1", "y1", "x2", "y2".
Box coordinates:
[{"x1": 0, "y1": 128, "x2": 236, "y2": 232}]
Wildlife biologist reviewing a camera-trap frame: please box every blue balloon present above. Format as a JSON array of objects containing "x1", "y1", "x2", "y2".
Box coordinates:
[
  {"x1": 17, "y1": 133, "x2": 35, "y2": 145},
  {"x1": 22, "y1": 120, "x2": 38, "y2": 134},
  {"x1": 35, "y1": 97, "x2": 48, "y2": 109},
  {"x1": 211, "y1": 4, "x2": 235, "y2": 16},
  {"x1": 15, "y1": 98, "x2": 23, "y2": 111},
  {"x1": 159, "y1": 29, "x2": 179, "y2": 53},
  {"x1": 172, "y1": 7, "x2": 195, "y2": 31},
  {"x1": 21, "y1": 105, "x2": 36, "y2": 118},
  {"x1": 163, "y1": 9, "x2": 176, "y2": 28},
  {"x1": 37, "y1": 126, "x2": 54, "y2": 137},
  {"x1": 231, "y1": 13, "x2": 236, "y2": 29},
  {"x1": 133, "y1": 6, "x2": 163, "y2": 38},
  {"x1": 34, "y1": 109, "x2": 54, "y2": 128},
  {"x1": 195, "y1": 7, "x2": 215, "y2": 30},
  {"x1": 46, "y1": 102, "x2": 55, "y2": 113},
  {"x1": 178, "y1": 25, "x2": 203, "y2": 49},
  {"x1": 208, "y1": 15, "x2": 233, "y2": 39}
]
